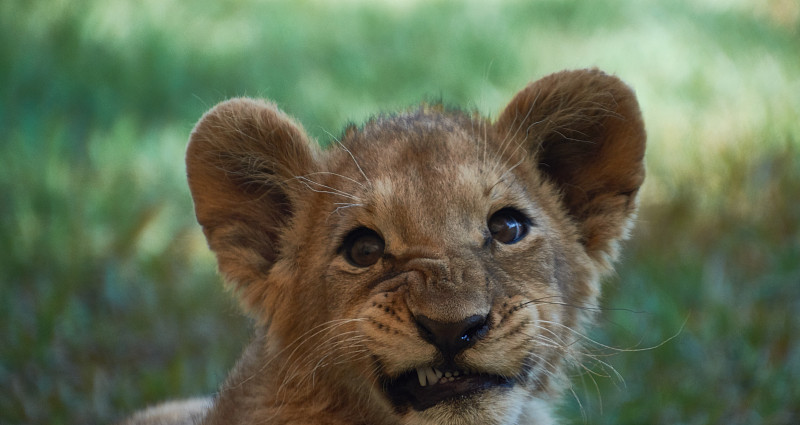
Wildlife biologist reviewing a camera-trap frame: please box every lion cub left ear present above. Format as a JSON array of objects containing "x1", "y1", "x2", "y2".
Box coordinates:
[
  {"x1": 186, "y1": 98, "x2": 317, "y2": 312},
  {"x1": 495, "y1": 69, "x2": 646, "y2": 264}
]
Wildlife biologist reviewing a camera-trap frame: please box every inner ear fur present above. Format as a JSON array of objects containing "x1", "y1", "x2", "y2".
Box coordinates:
[
  {"x1": 495, "y1": 69, "x2": 646, "y2": 261},
  {"x1": 186, "y1": 98, "x2": 316, "y2": 310}
]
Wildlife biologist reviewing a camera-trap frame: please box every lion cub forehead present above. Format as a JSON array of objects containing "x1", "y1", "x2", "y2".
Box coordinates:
[
  {"x1": 343, "y1": 125, "x2": 507, "y2": 206},
  {"x1": 367, "y1": 160, "x2": 493, "y2": 207},
  {"x1": 336, "y1": 147, "x2": 524, "y2": 244},
  {"x1": 316, "y1": 109, "x2": 535, "y2": 235}
]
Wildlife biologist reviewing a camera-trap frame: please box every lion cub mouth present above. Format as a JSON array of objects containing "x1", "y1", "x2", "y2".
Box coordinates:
[{"x1": 384, "y1": 366, "x2": 513, "y2": 411}]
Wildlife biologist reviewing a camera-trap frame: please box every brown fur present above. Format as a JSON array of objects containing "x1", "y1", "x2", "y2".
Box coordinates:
[{"x1": 122, "y1": 69, "x2": 645, "y2": 425}]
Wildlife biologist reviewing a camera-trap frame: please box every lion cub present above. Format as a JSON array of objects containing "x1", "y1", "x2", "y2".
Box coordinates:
[{"x1": 123, "y1": 69, "x2": 645, "y2": 425}]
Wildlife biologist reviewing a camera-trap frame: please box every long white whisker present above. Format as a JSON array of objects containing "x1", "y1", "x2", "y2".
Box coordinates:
[
  {"x1": 325, "y1": 129, "x2": 371, "y2": 185},
  {"x1": 302, "y1": 171, "x2": 366, "y2": 188},
  {"x1": 232, "y1": 319, "x2": 366, "y2": 390},
  {"x1": 292, "y1": 176, "x2": 361, "y2": 201}
]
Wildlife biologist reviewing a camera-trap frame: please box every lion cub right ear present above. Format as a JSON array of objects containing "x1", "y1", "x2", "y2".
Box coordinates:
[
  {"x1": 186, "y1": 98, "x2": 316, "y2": 311},
  {"x1": 495, "y1": 70, "x2": 646, "y2": 266}
]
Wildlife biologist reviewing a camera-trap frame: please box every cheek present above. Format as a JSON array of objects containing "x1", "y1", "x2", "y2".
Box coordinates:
[
  {"x1": 492, "y1": 246, "x2": 559, "y2": 300},
  {"x1": 321, "y1": 259, "x2": 376, "y2": 313},
  {"x1": 357, "y1": 290, "x2": 436, "y2": 374},
  {"x1": 549, "y1": 239, "x2": 600, "y2": 324}
]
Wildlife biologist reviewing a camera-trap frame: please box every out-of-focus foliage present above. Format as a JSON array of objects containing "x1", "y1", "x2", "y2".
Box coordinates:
[{"x1": 1, "y1": 0, "x2": 798, "y2": 424}]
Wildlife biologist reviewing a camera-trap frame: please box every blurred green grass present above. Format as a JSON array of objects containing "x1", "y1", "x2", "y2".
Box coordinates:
[{"x1": 1, "y1": 0, "x2": 798, "y2": 424}]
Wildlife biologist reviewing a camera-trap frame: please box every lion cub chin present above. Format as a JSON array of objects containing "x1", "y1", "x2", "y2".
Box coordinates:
[{"x1": 122, "y1": 69, "x2": 645, "y2": 425}]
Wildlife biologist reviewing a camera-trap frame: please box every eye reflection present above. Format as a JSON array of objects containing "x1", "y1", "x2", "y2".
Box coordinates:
[{"x1": 488, "y1": 208, "x2": 530, "y2": 245}]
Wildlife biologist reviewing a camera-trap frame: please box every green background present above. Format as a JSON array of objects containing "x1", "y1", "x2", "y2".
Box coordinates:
[{"x1": 1, "y1": 0, "x2": 798, "y2": 423}]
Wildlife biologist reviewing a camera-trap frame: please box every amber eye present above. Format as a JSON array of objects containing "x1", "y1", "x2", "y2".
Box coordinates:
[
  {"x1": 343, "y1": 228, "x2": 385, "y2": 267},
  {"x1": 488, "y1": 208, "x2": 530, "y2": 245}
]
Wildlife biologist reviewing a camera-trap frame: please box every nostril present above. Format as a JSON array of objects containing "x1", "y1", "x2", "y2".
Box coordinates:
[
  {"x1": 415, "y1": 314, "x2": 488, "y2": 358},
  {"x1": 417, "y1": 320, "x2": 435, "y2": 341},
  {"x1": 464, "y1": 317, "x2": 489, "y2": 342}
]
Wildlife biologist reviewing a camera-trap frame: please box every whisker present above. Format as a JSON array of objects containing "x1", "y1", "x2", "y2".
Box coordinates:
[
  {"x1": 292, "y1": 175, "x2": 362, "y2": 201},
  {"x1": 325, "y1": 129, "x2": 371, "y2": 185},
  {"x1": 302, "y1": 171, "x2": 366, "y2": 188},
  {"x1": 328, "y1": 202, "x2": 364, "y2": 218},
  {"x1": 536, "y1": 318, "x2": 686, "y2": 354},
  {"x1": 280, "y1": 330, "x2": 367, "y2": 386},
  {"x1": 232, "y1": 318, "x2": 366, "y2": 390}
]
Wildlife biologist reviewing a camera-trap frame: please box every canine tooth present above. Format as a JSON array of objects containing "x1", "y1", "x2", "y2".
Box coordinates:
[
  {"x1": 434, "y1": 368, "x2": 443, "y2": 379},
  {"x1": 425, "y1": 367, "x2": 438, "y2": 384},
  {"x1": 417, "y1": 368, "x2": 427, "y2": 387}
]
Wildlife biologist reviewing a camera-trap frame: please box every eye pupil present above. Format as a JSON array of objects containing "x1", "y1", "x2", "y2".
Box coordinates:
[
  {"x1": 344, "y1": 228, "x2": 385, "y2": 267},
  {"x1": 488, "y1": 208, "x2": 530, "y2": 245}
]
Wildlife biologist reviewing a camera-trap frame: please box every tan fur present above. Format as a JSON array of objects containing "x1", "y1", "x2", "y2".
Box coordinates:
[
  {"x1": 120, "y1": 398, "x2": 212, "y2": 425},
  {"x1": 122, "y1": 69, "x2": 645, "y2": 425}
]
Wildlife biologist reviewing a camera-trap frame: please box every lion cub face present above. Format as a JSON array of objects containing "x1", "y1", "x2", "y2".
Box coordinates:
[
  {"x1": 186, "y1": 70, "x2": 645, "y2": 424},
  {"x1": 319, "y1": 117, "x2": 585, "y2": 422}
]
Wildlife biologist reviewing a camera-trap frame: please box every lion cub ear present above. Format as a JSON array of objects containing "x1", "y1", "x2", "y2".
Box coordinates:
[
  {"x1": 186, "y1": 98, "x2": 316, "y2": 310},
  {"x1": 495, "y1": 69, "x2": 646, "y2": 264}
]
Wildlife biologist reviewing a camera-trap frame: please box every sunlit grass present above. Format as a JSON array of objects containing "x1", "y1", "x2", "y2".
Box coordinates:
[{"x1": 1, "y1": 0, "x2": 798, "y2": 423}]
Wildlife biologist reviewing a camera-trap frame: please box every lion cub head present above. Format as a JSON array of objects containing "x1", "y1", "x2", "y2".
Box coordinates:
[{"x1": 186, "y1": 69, "x2": 645, "y2": 425}]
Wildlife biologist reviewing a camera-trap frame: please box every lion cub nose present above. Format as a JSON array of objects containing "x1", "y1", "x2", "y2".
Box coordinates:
[{"x1": 415, "y1": 314, "x2": 488, "y2": 359}]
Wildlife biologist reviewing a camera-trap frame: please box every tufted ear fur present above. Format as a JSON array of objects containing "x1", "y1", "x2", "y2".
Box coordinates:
[
  {"x1": 495, "y1": 69, "x2": 646, "y2": 263},
  {"x1": 186, "y1": 98, "x2": 317, "y2": 311}
]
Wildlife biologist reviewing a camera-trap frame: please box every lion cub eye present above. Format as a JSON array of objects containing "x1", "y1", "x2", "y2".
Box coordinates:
[
  {"x1": 343, "y1": 227, "x2": 385, "y2": 267},
  {"x1": 488, "y1": 208, "x2": 530, "y2": 245}
]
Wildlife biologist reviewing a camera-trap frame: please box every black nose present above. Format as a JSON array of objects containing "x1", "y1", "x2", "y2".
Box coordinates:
[{"x1": 415, "y1": 314, "x2": 488, "y2": 359}]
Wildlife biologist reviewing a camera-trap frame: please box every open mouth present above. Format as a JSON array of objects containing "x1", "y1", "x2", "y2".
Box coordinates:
[{"x1": 384, "y1": 366, "x2": 513, "y2": 411}]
